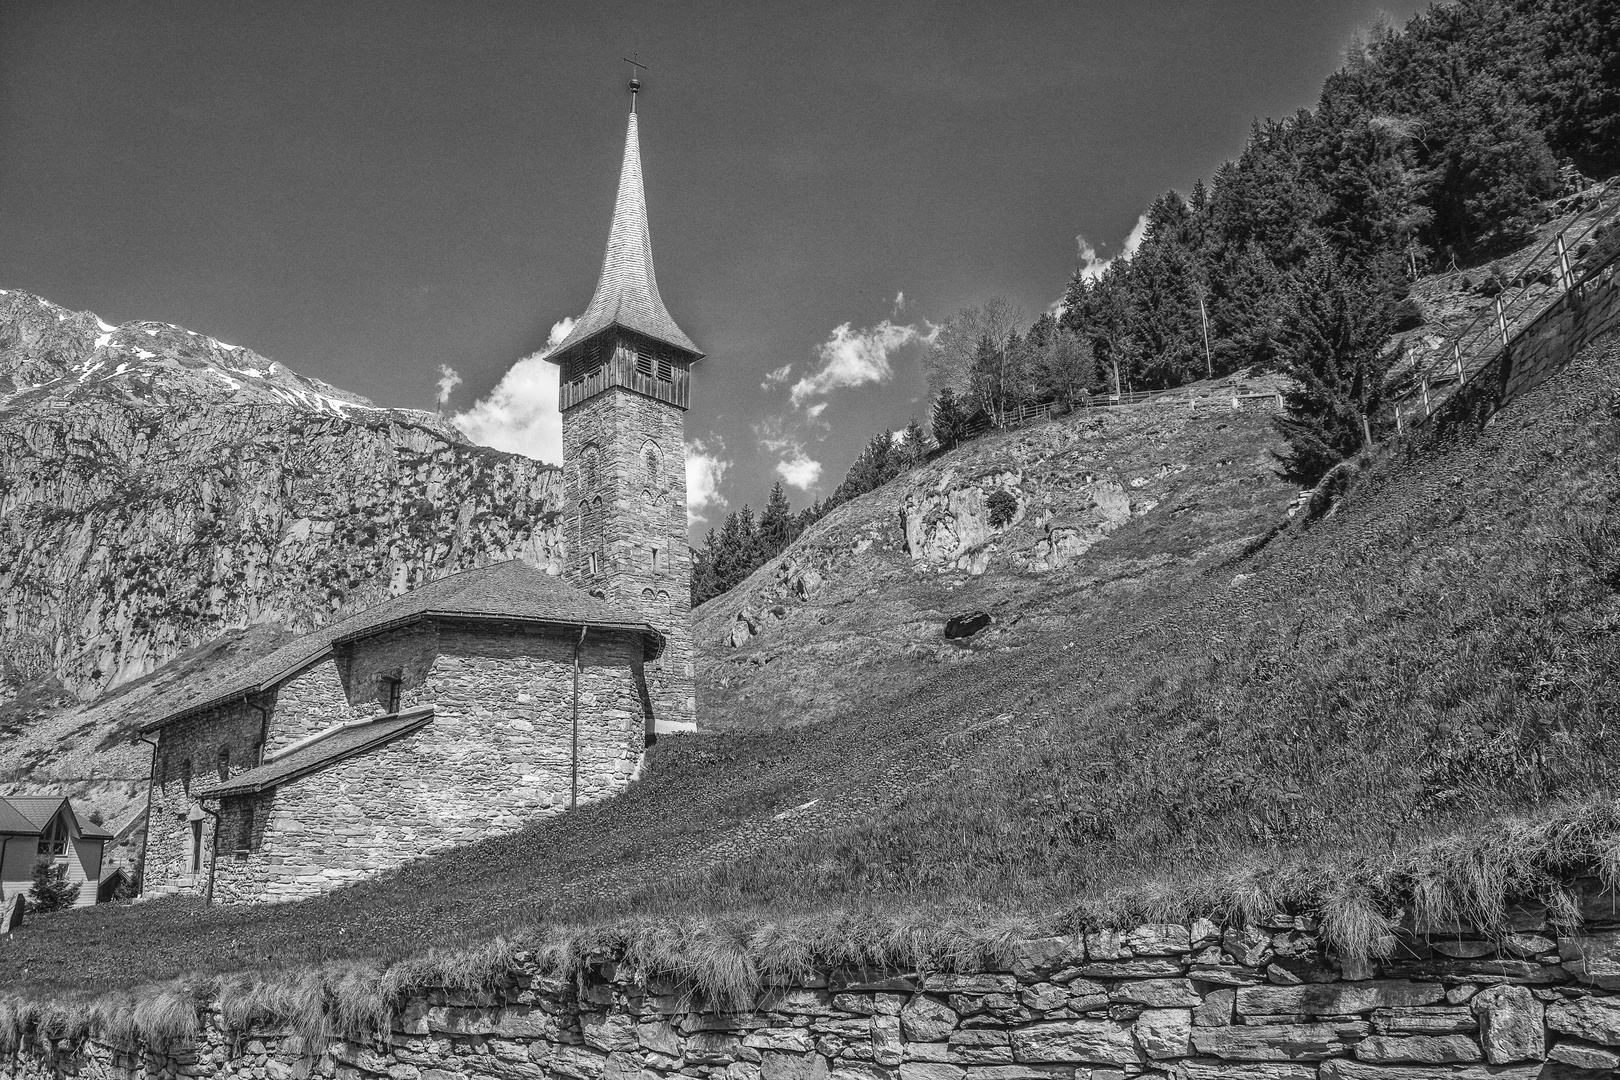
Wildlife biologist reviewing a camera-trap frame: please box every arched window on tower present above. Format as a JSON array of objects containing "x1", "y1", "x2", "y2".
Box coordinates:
[
  {"x1": 580, "y1": 445, "x2": 601, "y2": 491},
  {"x1": 642, "y1": 442, "x2": 662, "y2": 485},
  {"x1": 592, "y1": 495, "x2": 605, "y2": 572}
]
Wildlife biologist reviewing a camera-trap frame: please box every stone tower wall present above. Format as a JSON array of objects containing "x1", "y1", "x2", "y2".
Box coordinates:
[{"x1": 563, "y1": 383, "x2": 695, "y2": 728}]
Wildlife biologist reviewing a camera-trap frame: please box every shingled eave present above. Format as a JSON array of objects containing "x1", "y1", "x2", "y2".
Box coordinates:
[{"x1": 141, "y1": 612, "x2": 663, "y2": 734}]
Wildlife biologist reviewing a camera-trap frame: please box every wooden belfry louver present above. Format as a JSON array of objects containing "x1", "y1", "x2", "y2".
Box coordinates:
[{"x1": 546, "y1": 76, "x2": 704, "y2": 411}]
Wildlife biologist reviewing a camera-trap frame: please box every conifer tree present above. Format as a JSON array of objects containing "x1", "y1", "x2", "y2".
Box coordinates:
[
  {"x1": 758, "y1": 482, "x2": 794, "y2": 558},
  {"x1": 27, "y1": 856, "x2": 79, "y2": 913},
  {"x1": 932, "y1": 388, "x2": 969, "y2": 451},
  {"x1": 1272, "y1": 246, "x2": 1397, "y2": 483}
]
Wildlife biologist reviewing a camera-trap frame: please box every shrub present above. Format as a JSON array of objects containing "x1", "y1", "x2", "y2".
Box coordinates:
[
  {"x1": 987, "y1": 489, "x2": 1018, "y2": 528},
  {"x1": 27, "y1": 857, "x2": 80, "y2": 914}
]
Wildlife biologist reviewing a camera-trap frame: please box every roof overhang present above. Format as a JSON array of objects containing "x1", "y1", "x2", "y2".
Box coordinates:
[{"x1": 141, "y1": 611, "x2": 664, "y2": 734}]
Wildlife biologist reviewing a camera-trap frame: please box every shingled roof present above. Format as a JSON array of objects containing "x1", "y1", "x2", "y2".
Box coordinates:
[
  {"x1": 0, "y1": 796, "x2": 113, "y2": 839},
  {"x1": 195, "y1": 707, "x2": 436, "y2": 799},
  {"x1": 549, "y1": 110, "x2": 702, "y2": 361},
  {"x1": 141, "y1": 560, "x2": 660, "y2": 732}
]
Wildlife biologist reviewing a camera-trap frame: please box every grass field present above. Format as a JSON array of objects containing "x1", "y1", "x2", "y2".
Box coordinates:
[{"x1": 3, "y1": 331, "x2": 1620, "y2": 1038}]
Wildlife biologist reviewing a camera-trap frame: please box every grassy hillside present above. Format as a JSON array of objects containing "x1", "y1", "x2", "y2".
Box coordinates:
[
  {"x1": 3, "y1": 323, "x2": 1620, "y2": 1018},
  {"x1": 693, "y1": 375, "x2": 1296, "y2": 732}
]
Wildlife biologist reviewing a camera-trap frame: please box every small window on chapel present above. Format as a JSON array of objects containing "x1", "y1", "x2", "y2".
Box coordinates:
[
  {"x1": 643, "y1": 444, "x2": 661, "y2": 483},
  {"x1": 218, "y1": 746, "x2": 231, "y2": 782},
  {"x1": 581, "y1": 446, "x2": 600, "y2": 490},
  {"x1": 381, "y1": 675, "x2": 402, "y2": 714}
]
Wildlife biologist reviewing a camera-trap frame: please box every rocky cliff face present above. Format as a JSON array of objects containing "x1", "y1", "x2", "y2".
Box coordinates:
[{"x1": 0, "y1": 287, "x2": 565, "y2": 703}]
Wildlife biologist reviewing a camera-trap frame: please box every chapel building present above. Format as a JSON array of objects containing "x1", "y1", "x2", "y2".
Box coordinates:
[{"x1": 137, "y1": 91, "x2": 702, "y2": 904}]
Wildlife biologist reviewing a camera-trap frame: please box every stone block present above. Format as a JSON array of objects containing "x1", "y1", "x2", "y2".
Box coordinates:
[
  {"x1": 922, "y1": 976, "x2": 1020, "y2": 995},
  {"x1": 901, "y1": 997, "x2": 960, "y2": 1042},
  {"x1": 871, "y1": 1015, "x2": 904, "y2": 1067},
  {"x1": 904, "y1": 1045, "x2": 952, "y2": 1063},
  {"x1": 1469, "y1": 985, "x2": 1542, "y2": 1063},
  {"x1": 1019, "y1": 984, "x2": 1068, "y2": 1012},
  {"x1": 528, "y1": 1045, "x2": 609, "y2": 1080},
  {"x1": 1379, "y1": 960, "x2": 1566, "y2": 984},
  {"x1": 1084, "y1": 931, "x2": 1129, "y2": 961},
  {"x1": 746, "y1": 1030, "x2": 817, "y2": 1054},
  {"x1": 761, "y1": 1052, "x2": 830, "y2": 1080},
  {"x1": 1558, "y1": 930, "x2": 1620, "y2": 988},
  {"x1": 688, "y1": 1033, "x2": 747, "y2": 1064},
  {"x1": 1133, "y1": 1009, "x2": 1194, "y2": 1060},
  {"x1": 1234, "y1": 982, "x2": 1445, "y2": 1017},
  {"x1": 1549, "y1": 1039, "x2": 1620, "y2": 1070},
  {"x1": 1073, "y1": 960, "x2": 1185, "y2": 980},
  {"x1": 636, "y1": 1020, "x2": 679, "y2": 1057},
  {"x1": 1546, "y1": 995, "x2": 1620, "y2": 1045},
  {"x1": 1013, "y1": 938, "x2": 1085, "y2": 981},
  {"x1": 1108, "y1": 980, "x2": 1201, "y2": 1008},
  {"x1": 1351, "y1": 1036, "x2": 1482, "y2": 1064},
  {"x1": 760, "y1": 989, "x2": 838, "y2": 1016},
  {"x1": 1188, "y1": 1022, "x2": 1369, "y2": 1061},
  {"x1": 899, "y1": 1066, "x2": 965, "y2": 1080},
  {"x1": 1319, "y1": 1062, "x2": 1544, "y2": 1080},
  {"x1": 964, "y1": 1068, "x2": 1075, "y2": 1080},
  {"x1": 1124, "y1": 925, "x2": 1192, "y2": 956},
  {"x1": 1171, "y1": 1063, "x2": 1316, "y2": 1080},
  {"x1": 1188, "y1": 919, "x2": 1222, "y2": 950},
  {"x1": 1192, "y1": 990, "x2": 1234, "y2": 1028},
  {"x1": 1368, "y1": 1008, "x2": 1474, "y2": 1037},
  {"x1": 1222, "y1": 928, "x2": 1272, "y2": 968},
  {"x1": 1007, "y1": 1020, "x2": 1142, "y2": 1065},
  {"x1": 581, "y1": 1013, "x2": 639, "y2": 1053}
]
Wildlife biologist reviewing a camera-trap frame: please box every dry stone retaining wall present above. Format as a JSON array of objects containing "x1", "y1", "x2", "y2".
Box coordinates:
[{"x1": 13, "y1": 890, "x2": 1620, "y2": 1080}]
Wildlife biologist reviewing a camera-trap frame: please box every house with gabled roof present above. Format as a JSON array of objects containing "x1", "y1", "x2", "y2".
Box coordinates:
[
  {"x1": 0, "y1": 796, "x2": 113, "y2": 909},
  {"x1": 139, "y1": 559, "x2": 664, "y2": 904}
]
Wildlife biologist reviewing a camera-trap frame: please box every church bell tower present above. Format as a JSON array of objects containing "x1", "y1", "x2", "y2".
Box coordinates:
[{"x1": 546, "y1": 79, "x2": 701, "y2": 729}]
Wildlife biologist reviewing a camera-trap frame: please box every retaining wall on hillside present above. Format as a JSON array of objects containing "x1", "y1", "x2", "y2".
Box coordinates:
[{"x1": 13, "y1": 882, "x2": 1620, "y2": 1080}]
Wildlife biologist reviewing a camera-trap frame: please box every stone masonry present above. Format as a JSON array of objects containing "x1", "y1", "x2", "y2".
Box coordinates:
[
  {"x1": 145, "y1": 622, "x2": 648, "y2": 904},
  {"x1": 12, "y1": 885, "x2": 1620, "y2": 1080},
  {"x1": 564, "y1": 381, "x2": 694, "y2": 728}
]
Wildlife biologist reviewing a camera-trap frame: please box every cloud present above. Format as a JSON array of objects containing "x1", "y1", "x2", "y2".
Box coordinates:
[
  {"x1": 790, "y1": 319, "x2": 926, "y2": 406},
  {"x1": 775, "y1": 453, "x2": 823, "y2": 490},
  {"x1": 451, "y1": 317, "x2": 574, "y2": 464},
  {"x1": 892, "y1": 291, "x2": 905, "y2": 316},
  {"x1": 806, "y1": 402, "x2": 828, "y2": 420},
  {"x1": 686, "y1": 439, "x2": 730, "y2": 526},
  {"x1": 436, "y1": 364, "x2": 462, "y2": 408},
  {"x1": 1073, "y1": 212, "x2": 1151, "y2": 283},
  {"x1": 761, "y1": 363, "x2": 793, "y2": 391}
]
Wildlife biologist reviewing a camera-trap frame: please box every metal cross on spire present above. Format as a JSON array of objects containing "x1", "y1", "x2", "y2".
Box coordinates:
[{"x1": 621, "y1": 54, "x2": 647, "y2": 112}]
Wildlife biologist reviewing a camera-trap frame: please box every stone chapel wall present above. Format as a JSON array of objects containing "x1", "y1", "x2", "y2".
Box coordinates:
[
  {"x1": 204, "y1": 624, "x2": 647, "y2": 904},
  {"x1": 143, "y1": 700, "x2": 265, "y2": 897}
]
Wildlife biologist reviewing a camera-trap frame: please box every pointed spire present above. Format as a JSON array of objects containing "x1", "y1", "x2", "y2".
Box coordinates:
[{"x1": 551, "y1": 110, "x2": 701, "y2": 361}]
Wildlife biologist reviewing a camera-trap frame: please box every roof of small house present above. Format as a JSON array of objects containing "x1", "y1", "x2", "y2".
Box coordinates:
[
  {"x1": 549, "y1": 111, "x2": 702, "y2": 362},
  {"x1": 141, "y1": 560, "x2": 661, "y2": 731},
  {"x1": 0, "y1": 797, "x2": 114, "y2": 839},
  {"x1": 196, "y1": 707, "x2": 436, "y2": 799}
]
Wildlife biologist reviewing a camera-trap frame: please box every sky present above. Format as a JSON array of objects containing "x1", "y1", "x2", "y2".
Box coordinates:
[{"x1": 0, "y1": 1, "x2": 1427, "y2": 542}]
